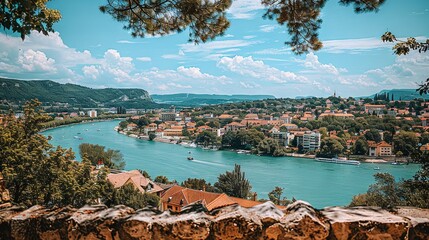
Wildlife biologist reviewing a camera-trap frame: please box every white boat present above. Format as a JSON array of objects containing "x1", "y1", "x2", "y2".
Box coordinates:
[
  {"x1": 315, "y1": 157, "x2": 360, "y2": 165},
  {"x1": 374, "y1": 166, "x2": 381, "y2": 170}
]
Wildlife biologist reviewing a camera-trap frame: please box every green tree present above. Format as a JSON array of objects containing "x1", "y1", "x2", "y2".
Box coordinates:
[
  {"x1": 257, "y1": 138, "x2": 287, "y2": 157},
  {"x1": 353, "y1": 138, "x2": 368, "y2": 155},
  {"x1": 318, "y1": 137, "x2": 344, "y2": 158},
  {"x1": 154, "y1": 175, "x2": 170, "y2": 184},
  {"x1": 214, "y1": 164, "x2": 252, "y2": 199},
  {"x1": 393, "y1": 131, "x2": 418, "y2": 156},
  {"x1": 0, "y1": 100, "x2": 112, "y2": 207},
  {"x1": 149, "y1": 132, "x2": 156, "y2": 141},
  {"x1": 79, "y1": 143, "x2": 125, "y2": 170},
  {"x1": 109, "y1": 183, "x2": 160, "y2": 209},
  {"x1": 181, "y1": 178, "x2": 216, "y2": 192},
  {"x1": 364, "y1": 129, "x2": 382, "y2": 143},
  {"x1": 268, "y1": 186, "x2": 291, "y2": 206},
  {"x1": 1, "y1": 0, "x2": 61, "y2": 40},
  {"x1": 195, "y1": 130, "x2": 217, "y2": 147}
]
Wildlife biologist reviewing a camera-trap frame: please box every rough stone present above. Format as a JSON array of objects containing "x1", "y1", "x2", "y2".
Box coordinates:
[{"x1": 0, "y1": 203, "x2": 428, "y2": 239}]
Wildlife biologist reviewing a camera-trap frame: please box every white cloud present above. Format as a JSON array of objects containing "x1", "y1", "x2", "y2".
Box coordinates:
[
  {"x1": 18, "y1": 49, "x2": 56, "y2": 72},
  {"x1": 136, "y1": 57, "x2": 152, "y2": 62},
  {"x1": 117, "y1": 40, "x2": 146, "y2": 44},
  {"x1": 259, "y1": 25, "x2": 276, "y2": 33},
  {"x1": 180, "y1": 40, "x2": 258, "y2": 53},
  {"x1": 82, "y1": 65, "x2": 99, "y2": 80},
  {"x1": 240, "y1": 81, "x2": 260, "y2": 89},
  {"x1": 217, "y1": 55, "x2": 308, "y2": 84},
  {"x1": 302, "y1": 52, "x2": 347, "y2": 75},
  {"x1": 228, "y1": 0, "x2": 265, "y2": 19},
  {"x1": 243, "y1": 35, "x2": 256, "y2": 39}
]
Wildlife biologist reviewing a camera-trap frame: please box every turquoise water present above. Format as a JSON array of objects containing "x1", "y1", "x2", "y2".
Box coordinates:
[{"x1": 42, "y1": 120, "x2": 420, "y2": 208}]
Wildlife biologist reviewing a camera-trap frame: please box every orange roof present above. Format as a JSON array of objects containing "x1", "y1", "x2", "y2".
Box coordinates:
[
  {"x1": 218, "y1": 114, "x2": 234, "y2": 119},
  {"x1": 227, "y1": 122, "x2": 246, "y2": 127},
  {"x1": 377, "y1": 141, "x2": 391, "y2": 147},
  {"x1": 107, "y1": 170, "x2": 163, "y2": 194},
  {"x1": 161, "y1": 186, "x2": 264, "y2": 211},
  {"x1": 420, "y1": 143, "x2": 429, "y2": 151},
  {"x1": 244, "y1": 113, "x2": 259, "y2": 120}
]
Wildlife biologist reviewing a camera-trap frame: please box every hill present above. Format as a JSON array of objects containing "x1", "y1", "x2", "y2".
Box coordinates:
[
  {"x1": 151, "y1": 93, "x2": 275, "y2": 106},
  {"x1": 362, "y1": 89, "x2": 429, "y2": 101},
  {"x1": 0, "y1": 78, "x2": 158, "y2": 109}
]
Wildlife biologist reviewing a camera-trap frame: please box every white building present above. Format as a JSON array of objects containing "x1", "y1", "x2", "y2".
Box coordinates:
[
  {"x1": 87, "y1": 110, "x2": 97, "y2": 118},
  {"x1": 302, "y1": 132, "x2": 321, "y2": 152}
]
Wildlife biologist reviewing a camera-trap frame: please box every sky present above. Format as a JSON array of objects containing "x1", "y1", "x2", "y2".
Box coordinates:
[{"x1": 0, "y1": 0, "x2": 428, "y2": 98}]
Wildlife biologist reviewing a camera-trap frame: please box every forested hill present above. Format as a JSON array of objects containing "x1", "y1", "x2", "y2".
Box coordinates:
[
  {"x1": 151, "y1": 93, "x2": 275, "y2": 106},
  {"x1": 365, "y1": 89, "x2": 429, "y2": 101},
  {"x1": 0, "y1": 78, "x2": 157, "y2": 108}
]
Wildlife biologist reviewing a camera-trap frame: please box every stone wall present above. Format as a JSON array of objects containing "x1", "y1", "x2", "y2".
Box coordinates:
[{"x1": 0, "y1": 201, "x2": 428, "y2": 240}]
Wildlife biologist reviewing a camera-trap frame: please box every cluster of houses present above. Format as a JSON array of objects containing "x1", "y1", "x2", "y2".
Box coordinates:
[
  {"x1": 119, "y1": 96, "x2": 429, "y2": 158},
  {"x1": 104, "y1": 169, "x2": 273, "y2": 212}
]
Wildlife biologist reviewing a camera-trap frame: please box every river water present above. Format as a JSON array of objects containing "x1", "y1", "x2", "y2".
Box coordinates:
[{"x1": 42, "y1": 120, "x2": 419, "y2": 208}]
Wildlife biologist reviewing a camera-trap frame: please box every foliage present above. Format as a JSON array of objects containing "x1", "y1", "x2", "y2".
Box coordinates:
[
  {"x1": 0, "y1": 78, "x2": 156, "y2": 109},
  {"x1": 99, "y1": 0, "x2": 231, "y2": 44},
  {"x1": 392, "y1": 131, "x2": 418, "y2": 156},
  {"x1": 257, "y1": 138, "x2": 287, "y2": 157},
  {"x1": 149, "y1": 132, "x2": 156, "y2": 141},
  {"x1": 268, "y1": 186, "x2": 291, "y2": 206},
  {"x1": 364, "y1": 129, "x2": 382, "y2": 143},
  {"x1": 0, "y1": 100, "x2": 111, "y2": 207},
  {"x1": 109, "y1": 183, "x2": 160, "y2": 209},
  {"x1": 221, "y1": 129, "x2": 264, "y2": 150},
  {"x1": 318, "y1": 137, "x2": 344, "y2": 158},
  {"x1": 79, "y1": 143, "x2": 125, "y2": 170},
  {"x1": 181, "y1": 178, "x2": 216, "y2": 192},
  {"x1": 195, "y1": 130, "x2": 218, "y2": 147},
  {"x1": 353, "y1": 138, "x2": 368, "y2": 155},
  {"x1": 0, "y1": 0, "x2": 61, "y2": 40},
  {"x1": 214, "y1": 164, "x2": 252, "y2": 198},
  {"x1": 154, "y1": 175, "x2": 175, "y2": 184}
]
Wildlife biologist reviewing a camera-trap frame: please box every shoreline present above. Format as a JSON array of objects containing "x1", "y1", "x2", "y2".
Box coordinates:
[{"x1": 41, "y1": 118, "x2": 124, "y2": 133}]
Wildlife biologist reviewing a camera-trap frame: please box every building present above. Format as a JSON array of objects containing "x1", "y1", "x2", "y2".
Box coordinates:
[
  {"x1": 318, "y1": 112, "x2": 354, "y2": 119},
  {"x1": 87, "y1": 110, "x2": 97, "y2": 118},
  {"x1": 280, "y1": 113, "x2": 292, "y2": 124},
  {"x1": 225, "y1": 122, "x2": 246, "y2": 132},
  {"x1": 160, "y1": 112, "x2": 177, "y2": 122},
  {"x1": 368, "y1": 141, "x2": 392, "y2": 157},
  {"x1": 364, "y1": 104, "x2": 385, "y2": 115},
  {"x1": 160, "y1": 185, "x2": 265, "y2": 212},
  {"x1": 296, "y1": 131, "x2": 321, "y2": 152},
  {"x1": 270, "y1": 127, "x2": 290, "y2": 147},
  {"x1": 107, "y1": 170, "x2": 164, "y2": 196}
]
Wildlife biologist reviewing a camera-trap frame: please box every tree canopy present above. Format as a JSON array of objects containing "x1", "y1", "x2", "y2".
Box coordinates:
[{"x1": 214, "y1": 164, "x2": 252, "y2": 198}]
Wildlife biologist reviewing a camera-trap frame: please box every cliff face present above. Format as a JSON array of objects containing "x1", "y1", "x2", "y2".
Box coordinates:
[{"x1": 0, "y1": 201, "x2": 428, "y2": 240}]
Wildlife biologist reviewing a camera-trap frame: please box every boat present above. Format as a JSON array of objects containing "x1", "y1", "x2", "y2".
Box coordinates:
[
  {"x1": 187, "y1": 156, "x2": 194, "y2": 160},
  {"x1": 315, "y1": 157, "x2": 360, "y2": 165},
  {"x1": 374, "y1": 166, "x2": 381, "y2": 170}
]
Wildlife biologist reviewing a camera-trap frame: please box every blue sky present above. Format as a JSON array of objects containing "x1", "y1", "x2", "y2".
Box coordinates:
[{"x1": 0, "y1": 0, "x2": 428, "y2": 97}]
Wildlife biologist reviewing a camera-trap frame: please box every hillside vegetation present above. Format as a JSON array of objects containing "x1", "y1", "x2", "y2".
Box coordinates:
[{"x1": 0, "y1": 78, "x2": 157, "y2": 108}]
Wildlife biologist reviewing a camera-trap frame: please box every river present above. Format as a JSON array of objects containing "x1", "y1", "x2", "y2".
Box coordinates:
[{"x1": 42, "y1": 120, "x2": 419, "y2": 208}]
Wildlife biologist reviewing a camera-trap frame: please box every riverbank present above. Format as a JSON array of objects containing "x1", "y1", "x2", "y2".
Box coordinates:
[{"x1": 41, "y1": 115, "x2": 130, "y2": 132}]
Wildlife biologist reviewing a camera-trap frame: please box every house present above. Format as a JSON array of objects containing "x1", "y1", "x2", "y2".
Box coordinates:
[
  {"x1": 318, "y1": 112, "x2": 354, "y2": 119},
  {"x1": 244, "y1": 113, "x2": 259, "y2": 120},
  {"x1": 270, "y1": 127, "x2": 290, "y2": 146},
  {"x1": 126, "y1": 123, "x2": 138, "y2": 131},
  {"x1": 225, "y1": 122, "x2": 246, "y2": 132},
  {"x1": 160, "y1": 185, "x2": 264, "y2": 212},
  {"x1": 144, "y1": 123, "x2": 158, "y2": 135},
  {"x1": 364, "y1": 104, "x2": 385, "y2": 115},
  {"x1": 368, "y1": 141, "x2": 392, "y2": 157},
  {"x1": 160, "y1": 112, "x2": 176, "y2": 122},
  {"x1": 87, "y1": 110, "x2": 97, "y2": 118},
  {"x1": 279, "y1": 113, "x2": 292, "y2": 124},
  {"x1": 420, "y1": 143, "x2": 429, "y2": 153},
  {"x1": 163, "y1": 125, "x2": 183, "y2": 136},
  {"x1": 107, "y1": 170, "x2": 164, "y2": 196},
  {"x1": 302, "y1": 131, "x2": 321, "y2": 151}
]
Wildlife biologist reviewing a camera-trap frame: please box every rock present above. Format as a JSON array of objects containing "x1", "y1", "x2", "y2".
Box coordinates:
[
  {"x1": 322, "y1": 206, "x2": 409, "y2": 239},
  {"x1": 265, "y1": 201, "x2": 329, "y2": 240},
  {"x1": 0, "y1": 202, "x2": 428, "y2": 239}
]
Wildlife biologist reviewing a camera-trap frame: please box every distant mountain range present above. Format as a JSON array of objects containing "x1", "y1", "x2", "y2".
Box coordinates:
[
  {"x1": 362, "y1": 89, "x2": 429, "y2": 101},
  {"x1": 151, "y1": 93, "x2": 275, "y2": 106},
  {"x1": 0, "y1": 78, "x2": 156, "y2": 109}
]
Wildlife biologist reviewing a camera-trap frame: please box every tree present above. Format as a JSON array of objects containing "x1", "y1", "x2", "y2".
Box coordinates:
[
  {"x1": 195, "y1": 130, "x2": 217, "y2": 147},
  {"x1": 214, "y1": 164, "x2": 252, "y2": 199},
  {"x1": 268, "y1": 186, "x2": 291, "y2": 206},
  {"x1": 181, "y1": 178, "x2": 216, "y2": 192},
  {"x1": 257, "y1": 138, "x2": 287, "y2": 157},
  {"x1": 154, "y1": 175, "x2": 170, "y2": 184},
  {"x1": 318, "y1": 137, "x2": 344, "y2": 158},
  {"x1": 353, "y1": 138, "x2": 368, "y2": 155},
  {"x1": 79, "y1": 143, "x2": 126, "y2": 170},
  {"x1": 109, "y1": 183, "x2": 160, "y2": 209},
  {"x1": 393, "y1": 131, "x2": 418, "y2": 156},
  {"x1": 0, "y1": 0, "x2": 61, "y2": 40},
  {"x1": 148, "y1": 132, "x2": 156, "y2": 141},
  {"x1": 0, "y1": 100, "x2": 112, "y2": 207},
  {"x1": 364, "y1": 129, "x2": 382, "y2": 143}
]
